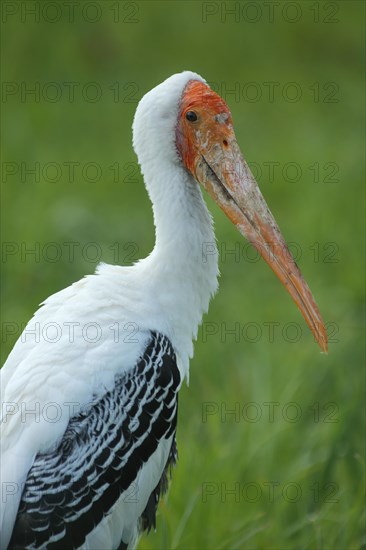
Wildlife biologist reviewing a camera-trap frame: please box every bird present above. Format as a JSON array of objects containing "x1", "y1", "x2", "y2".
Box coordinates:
[{"x1": 0, "y1": 71, "x2": 328, "y2": 550}]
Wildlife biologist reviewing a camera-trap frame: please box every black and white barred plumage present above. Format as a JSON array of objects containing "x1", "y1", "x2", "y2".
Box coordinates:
[{"x1": 8, "y1": 333, "x2": 180, "y2": 549}]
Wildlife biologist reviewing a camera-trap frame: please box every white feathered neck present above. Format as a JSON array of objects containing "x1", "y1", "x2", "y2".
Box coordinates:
[{"x1": 130, "y1": 71, "x2": 220, "y2": 379}]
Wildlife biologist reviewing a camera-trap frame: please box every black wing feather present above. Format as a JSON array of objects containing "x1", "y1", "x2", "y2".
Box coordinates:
[{"x1": 9, "y1": 332, "x2": 180, "y2": 549}]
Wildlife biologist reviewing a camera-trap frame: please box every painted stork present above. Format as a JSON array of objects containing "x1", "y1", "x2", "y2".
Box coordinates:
[{"x1": 1, "y1": 71, "x2": 327, "y2": 549}]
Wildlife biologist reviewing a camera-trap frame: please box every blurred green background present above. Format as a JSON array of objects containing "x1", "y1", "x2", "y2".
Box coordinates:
[{"x1": 1, "y1": 1, "x2": 364, "y2": 549}]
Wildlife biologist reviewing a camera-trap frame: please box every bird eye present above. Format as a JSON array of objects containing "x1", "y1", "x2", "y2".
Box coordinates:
[{"x1": 185, "y1": 111, "x2": 198, "y2": 122}]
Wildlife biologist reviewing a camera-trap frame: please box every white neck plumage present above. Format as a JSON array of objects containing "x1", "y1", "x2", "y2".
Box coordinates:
[
  {"x1": 140, "y1": 161, "x2": 219, "y2": 378},
  {"x1": 130, "y1": 71, "x2": 221, "y2": 376}
]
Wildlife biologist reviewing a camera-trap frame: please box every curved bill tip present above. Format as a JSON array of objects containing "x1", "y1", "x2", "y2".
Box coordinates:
[{"x1": 246, "y1": 227, "x2": 329, "y2": 354}]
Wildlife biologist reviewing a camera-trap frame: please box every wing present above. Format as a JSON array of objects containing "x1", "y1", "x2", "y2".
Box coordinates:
[{"x1": 8, "y1": 332, "x2": 180, "y2": 550}]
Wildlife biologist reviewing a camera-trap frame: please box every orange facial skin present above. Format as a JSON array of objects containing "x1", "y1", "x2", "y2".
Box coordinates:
[{"x1": 176, "y1": 80, "x2": 234, "y2": 177}]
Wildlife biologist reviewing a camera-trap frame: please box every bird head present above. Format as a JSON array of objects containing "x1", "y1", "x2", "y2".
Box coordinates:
[{"x1": 133, "y1": 72, "x2": 328, "y2": 352}]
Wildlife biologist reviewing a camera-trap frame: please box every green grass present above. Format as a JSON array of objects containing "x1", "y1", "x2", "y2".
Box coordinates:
[{"x1": 1, "y1": 2, "x2": 364, "y2": 549}]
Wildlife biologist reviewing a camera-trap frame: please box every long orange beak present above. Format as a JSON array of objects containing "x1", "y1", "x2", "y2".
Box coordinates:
[{"x1": 194, "y1": 135, "x2": 328, "y2": 353}]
